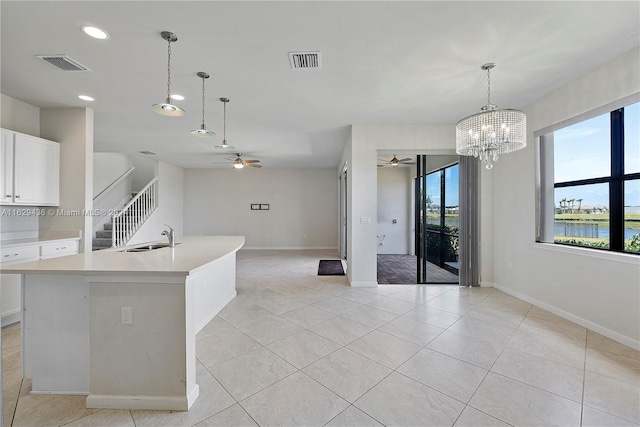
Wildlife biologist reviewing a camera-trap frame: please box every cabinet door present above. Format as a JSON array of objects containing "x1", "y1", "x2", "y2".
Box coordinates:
[
  {"x1": 0, "y1": 130, "x2": 14, "y2": 204},
  {"x1": 13, "y1": 134, "x2": 59, "y2": 205}
]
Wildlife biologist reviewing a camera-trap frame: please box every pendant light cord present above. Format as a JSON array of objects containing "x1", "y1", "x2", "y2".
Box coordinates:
[
  {"x1": 201, "y1": 76, "x2": 206, "y2": 125},
  {"x1": 166, "y1": 40, "x2": 172, "y2": 100},
  {"x1": 223, "y1": 101, "x2": 227, "y2": 140}
]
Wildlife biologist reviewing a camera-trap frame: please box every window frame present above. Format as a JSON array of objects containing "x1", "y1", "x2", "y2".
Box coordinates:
[{"x1": 535, "y1": 93, "x2": 640, "y2": 255}]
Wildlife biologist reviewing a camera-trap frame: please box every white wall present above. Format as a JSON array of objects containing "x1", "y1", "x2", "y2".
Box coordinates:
[
  {"x1": 492, "y1": 47, "x2": 640, "y2": 348},
  {"x1": 39, "y1": 108, "x2": 94, "y2": 253},
  {"x1": 128, "y1": 161, "x2": 184, "y2": 245},
  {"x1": 93, "y1": 153, "x2": 132, "y2": 196},
  {"x1": 377, "y1": 167, "x2": 411, "y2": 254},
  {"x1": 1, "y1": 93, "x2": 40, "y2": 136},
  {"x1": 130, "y1": 155, "x2": 156, "y2": 192},
  {"x1": 184, "y1": 168, "x2": 338, "y2": 250}
]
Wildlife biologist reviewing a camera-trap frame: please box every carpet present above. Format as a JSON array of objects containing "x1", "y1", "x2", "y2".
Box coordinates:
[{"x1": 318, "y1": 260, "x2": 345, "y2": 276}]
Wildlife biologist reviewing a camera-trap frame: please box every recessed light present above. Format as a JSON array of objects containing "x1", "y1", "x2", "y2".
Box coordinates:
[
  {"x1": 82, "y1": 26, "x2": 109, "y2": 40},
  {"x1": 170, "y1": 94, "x2": 185, "y2": 101},
  {"x1": 78, "y1": 95, "x2": 94, "y2": 101}
]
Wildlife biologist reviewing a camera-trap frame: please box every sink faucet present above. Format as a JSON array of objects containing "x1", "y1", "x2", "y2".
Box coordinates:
[{"x1": 161, "y1": 225, "x2": 175, "y2": 247}]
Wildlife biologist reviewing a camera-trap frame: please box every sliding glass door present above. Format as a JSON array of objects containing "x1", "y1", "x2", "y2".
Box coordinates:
[{"x1": 415, "y1": 156, "x2": 460, "y2": 284}]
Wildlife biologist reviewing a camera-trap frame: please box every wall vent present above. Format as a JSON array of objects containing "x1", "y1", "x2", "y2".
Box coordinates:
[
  {"x1": 288, "y1": 52, "x2": 321, "y2": 69},
  {"x1": 37, "y1": 55, "x2": 92, "y2": 72}
]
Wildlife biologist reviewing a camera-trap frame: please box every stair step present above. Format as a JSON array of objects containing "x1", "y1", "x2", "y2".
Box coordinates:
[
  {"x1": 92, "y1": 238, "x2": 112, "y2": 248},
  {"x1": 103, "y1": 222, "x2": 113, "y2": 230},
  {"x1": 96, "y1": 230, "x2": 112, "y2": 238}
]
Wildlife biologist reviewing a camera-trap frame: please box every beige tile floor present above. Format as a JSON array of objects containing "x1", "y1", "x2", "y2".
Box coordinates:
[{"x1": 2, "y1": 249, "x2": 639, "y2": 426}]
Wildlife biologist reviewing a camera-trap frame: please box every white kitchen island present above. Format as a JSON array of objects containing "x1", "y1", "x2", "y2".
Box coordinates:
[{"x1": 2, "y1": 235, "x2": 244, "y2": 411}]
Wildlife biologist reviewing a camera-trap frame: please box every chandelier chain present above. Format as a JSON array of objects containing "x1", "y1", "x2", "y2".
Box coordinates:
[
  {"x1": 486, "y1": 66, "x2": 491, "y2": 107},
  {"x1": 166, "y1": 40, "x2": 172, "y2": 100}
]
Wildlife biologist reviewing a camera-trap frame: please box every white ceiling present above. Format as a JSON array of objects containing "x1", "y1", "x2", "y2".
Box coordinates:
[{"x1": 2, "y1": 1, "x2": 638, "y2": 169}]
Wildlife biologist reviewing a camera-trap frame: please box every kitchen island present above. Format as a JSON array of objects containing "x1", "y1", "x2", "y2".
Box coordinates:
[{"x1": 2, "y1": 235, "x2": 245, "y2": 411}]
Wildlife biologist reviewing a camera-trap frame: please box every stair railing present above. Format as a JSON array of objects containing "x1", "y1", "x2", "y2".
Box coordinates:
[{"x1": 112, "y1": 177, "x2": 159, "y2": 247}]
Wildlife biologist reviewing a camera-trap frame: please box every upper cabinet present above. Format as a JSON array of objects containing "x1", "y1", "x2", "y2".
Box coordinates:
[{"x1": 1, "y1": 129, "x2": 60, "y2": 206}]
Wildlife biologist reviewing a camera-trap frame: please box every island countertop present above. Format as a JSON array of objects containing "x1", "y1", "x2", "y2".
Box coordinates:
[{"x1": 0, "y1": 235, "x2": 245, "y2": 276}]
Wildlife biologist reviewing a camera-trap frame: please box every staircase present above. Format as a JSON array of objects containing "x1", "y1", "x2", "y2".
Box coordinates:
[
  {"x1": 92, "y1": 177, "x2": 159, "y2": 250},
  {"x1": 93, "y1": 221, "x2": 114, "y2": 250}
]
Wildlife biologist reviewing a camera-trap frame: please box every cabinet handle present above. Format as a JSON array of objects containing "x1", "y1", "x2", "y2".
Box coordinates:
[
  {"x1": 15, "y1": 195, "x2": 20, "y2": 198},
  {"x1": 4, "y1": 255, "x2": 10, "y2": 258},
  {"x1": 5, "y1": 194, "x2": 11, "y2": 198},
  {"x1": 60, "y1": 247, "x2": 66, "y2": 250}
]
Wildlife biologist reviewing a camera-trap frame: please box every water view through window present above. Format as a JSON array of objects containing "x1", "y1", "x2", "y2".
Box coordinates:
[{"x1": 553, "y1": 102, "x2": 639, "y2": 253}]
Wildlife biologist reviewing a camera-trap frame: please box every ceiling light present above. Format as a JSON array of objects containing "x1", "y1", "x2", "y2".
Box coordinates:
[
  {"x1": 215, "y1": 98, "x2": 235, "y2": 149},
  {"x1": 233, "y1": 158, "x2": 244, "y2": 169},
  {"x1": 82, "y1": 26, "x2": 109, "y2": 40},
  {"x1": 170, "y1": 94, "x2": 184, "y2": 101},
  {"x1": 78, "y1": 95, "x2": 94, "y2": 101},
  {"x1": 455, "y1": 63, "x2": 526, "y2": 170},
  {"x1": 151, "y1": 31, "x2": 184, "y2": 117},
  {"x1": 191, "y1": 72, "x2": 215, "y2": 137}
]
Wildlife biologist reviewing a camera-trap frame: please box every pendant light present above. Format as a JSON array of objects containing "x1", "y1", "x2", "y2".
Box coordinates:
[
  {"x1": 151, "y1": 31, "x2": 184, "y2": 117},
  {"x1": 455, "y1": 63, "x2": 526, "y2": 169},
  {"x1": 190, "y1": 72, "x2": 215, "y2": 137},
  {"x1": 215, "y1": 97, "x2": 235, "y2": 149}
]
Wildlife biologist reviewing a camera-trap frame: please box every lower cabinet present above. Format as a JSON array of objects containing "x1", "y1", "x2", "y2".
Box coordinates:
[{"x1": 0, "y1": 239, "x2": 79, "y2": 326}]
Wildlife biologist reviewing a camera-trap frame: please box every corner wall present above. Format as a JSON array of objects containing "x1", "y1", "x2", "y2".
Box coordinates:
[
  {"x1": 492, "y1": 47, "x2": 640, "y2": 347},
  {"x1": 39, "y1": 108, "x2": 94, "y2": 253}
]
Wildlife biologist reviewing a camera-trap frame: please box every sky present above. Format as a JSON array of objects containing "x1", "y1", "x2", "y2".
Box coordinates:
[
  {"x1": 426, "y1": 164, "x2": 459, "y2": 207},
  {"x1": 554, "y1": 102, "x2": 639, "y2": 208}
]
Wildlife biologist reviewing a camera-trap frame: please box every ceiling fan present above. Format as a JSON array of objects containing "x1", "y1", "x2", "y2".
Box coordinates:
[
  {"x1": 377, "y1": 155, "x2": 415, "y2": 167},
  {"x1": 226, "y1": 153, "x2": 262, "y2": 169}
]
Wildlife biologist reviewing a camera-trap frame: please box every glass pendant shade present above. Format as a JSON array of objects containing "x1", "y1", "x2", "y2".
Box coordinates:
[
  {"x1": 233, "y1": 159, "x2": 244, "y2": 169},
  {"x1": 455, "y1": 63, "x2": 526, "y2": 169},
  {"x1": 153, "y1": 98, "x2": 185, "y2": 117},
  {"x1": 191, "y1": 72, "x2": 215, "y2": 137},
  {"x1": 152, "y1": 31, "x2": 184, "y2": 117}
]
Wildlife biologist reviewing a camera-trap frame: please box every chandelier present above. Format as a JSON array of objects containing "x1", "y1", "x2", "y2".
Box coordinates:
[{"x1": 455, "y1": 63, "x2": 526, "y2": 169}]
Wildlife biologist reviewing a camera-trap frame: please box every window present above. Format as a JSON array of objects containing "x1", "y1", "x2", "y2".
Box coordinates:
[{"x1": 537, "y1": 98, "x2": 640, "y2": 254}]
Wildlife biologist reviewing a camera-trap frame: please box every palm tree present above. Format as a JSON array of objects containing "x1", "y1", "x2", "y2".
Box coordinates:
[
  {"x1": 568, "y1": 199, "x2": 575, "y2": 214},
  {"x1": 576, "y1": 198, "x2": 583, "y2": 213},
  {"x1": 560, "y1": 198, "x2": 567, "y2": 214}
]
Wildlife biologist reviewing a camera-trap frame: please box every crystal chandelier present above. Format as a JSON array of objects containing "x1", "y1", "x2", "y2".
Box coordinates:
[{"x1": 456, "y1": 63, "x2": 526, "y2": 169}]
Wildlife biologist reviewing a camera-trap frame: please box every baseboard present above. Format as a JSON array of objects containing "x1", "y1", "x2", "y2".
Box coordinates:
[
  {"x1": 86, "y1": 385, "x2": 199, "y2": 411},
  {"x1": 479, "y1": 281, "x2": 494, "y2": 287},
  {"x1": 1, "y1": 309, "x2": 21, "y2": 327},
  {"x1": 242, "y1": 247, "x2": 338, "y2": 250},
  {"x1": 493, "y1": 282, "x2": 640, "y2": 351},
  {"x1": 348, "y1": 280, "x2": 378, "y2": 288}
]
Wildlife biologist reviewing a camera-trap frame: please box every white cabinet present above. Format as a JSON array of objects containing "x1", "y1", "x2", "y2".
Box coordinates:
[
  {"x1": 0, "y1": 129, "x2": 59, "y2": 206},
  {"x1": 0, "y1": 238, "x2": 79, "y2": 326}
]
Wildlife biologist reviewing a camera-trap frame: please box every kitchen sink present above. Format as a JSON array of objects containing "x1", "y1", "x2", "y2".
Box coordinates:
[{"x1": 119, "y1": 243, "x2": 180, "y2": 252}]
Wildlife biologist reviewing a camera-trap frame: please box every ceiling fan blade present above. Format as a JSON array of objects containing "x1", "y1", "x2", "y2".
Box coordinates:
[
  {"x1": 402, "y1": 162, "x2": 416, "y2": 165},
  {"x1": 243, "y1": 159, "x2": 260, "y2": 163},
  {"x1": 245, "y1": 163, "x2": 262, "y2": 168},
  {"x1": 377, "y1": 165, "x2": 384, "y2": 167},
  {"x1": 224, "y1": 158, "x2": 237, "y2": 161},
  {"x1": 398, "y1": 158, "x2": 413, "y2": 163}
]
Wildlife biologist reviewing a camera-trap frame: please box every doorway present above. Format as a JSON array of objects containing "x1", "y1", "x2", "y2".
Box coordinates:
[
  {"x1": 415, "y1": 156, "x2": 460, "y2": 284},
  {"x1": 376, "y1": 154, "x2": 460, "y2": 284},
  {"x1": 339, "y1": 166, "x2": 347, "y2": 260}
]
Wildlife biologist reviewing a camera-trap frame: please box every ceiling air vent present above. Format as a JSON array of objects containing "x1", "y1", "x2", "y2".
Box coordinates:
[
  {"x1": 289, "y1": 51, "x2": 321, "y2": 70},
  {"x1": 37, "y1": 55, "x2": 92, "y2": 72},
  {"x1": 138, "y1": 151, "x2": 157, "y2": 155}
]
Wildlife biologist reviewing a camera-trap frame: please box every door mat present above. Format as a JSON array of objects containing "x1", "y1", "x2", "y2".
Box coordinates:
[{"x1": 318, "y1": 260, "x2": 345, "y2": 276}]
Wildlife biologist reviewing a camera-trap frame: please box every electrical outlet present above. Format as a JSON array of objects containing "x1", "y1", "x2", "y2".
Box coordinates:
[{"x1": 121, "y1": 307, "x2": 132, "y2": 325}]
